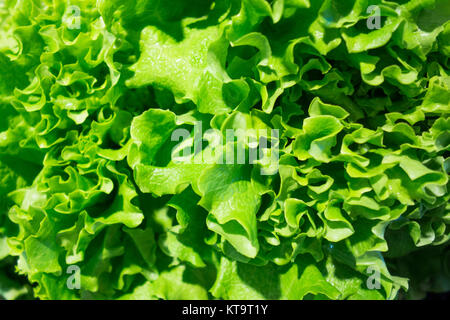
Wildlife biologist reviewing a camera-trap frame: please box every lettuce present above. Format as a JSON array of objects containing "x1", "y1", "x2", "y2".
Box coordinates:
[{"x1": 0, "y1": 0, "x2": 449, "y2": 300}]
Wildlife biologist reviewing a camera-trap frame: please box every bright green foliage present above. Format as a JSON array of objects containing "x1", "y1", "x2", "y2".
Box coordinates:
[{"x1": 0, "y1": 0, "x2": 449, "y2": 300}]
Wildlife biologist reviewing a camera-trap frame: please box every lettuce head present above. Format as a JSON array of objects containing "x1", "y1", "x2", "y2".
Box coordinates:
[{"x1": 0, "y1": 0, "x2": 449, "y2": 300}]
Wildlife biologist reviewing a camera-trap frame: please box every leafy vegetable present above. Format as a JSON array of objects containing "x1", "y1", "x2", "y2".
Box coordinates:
[{"x1": 0, "y1": 0, "x2": 449, "y2": 300}]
